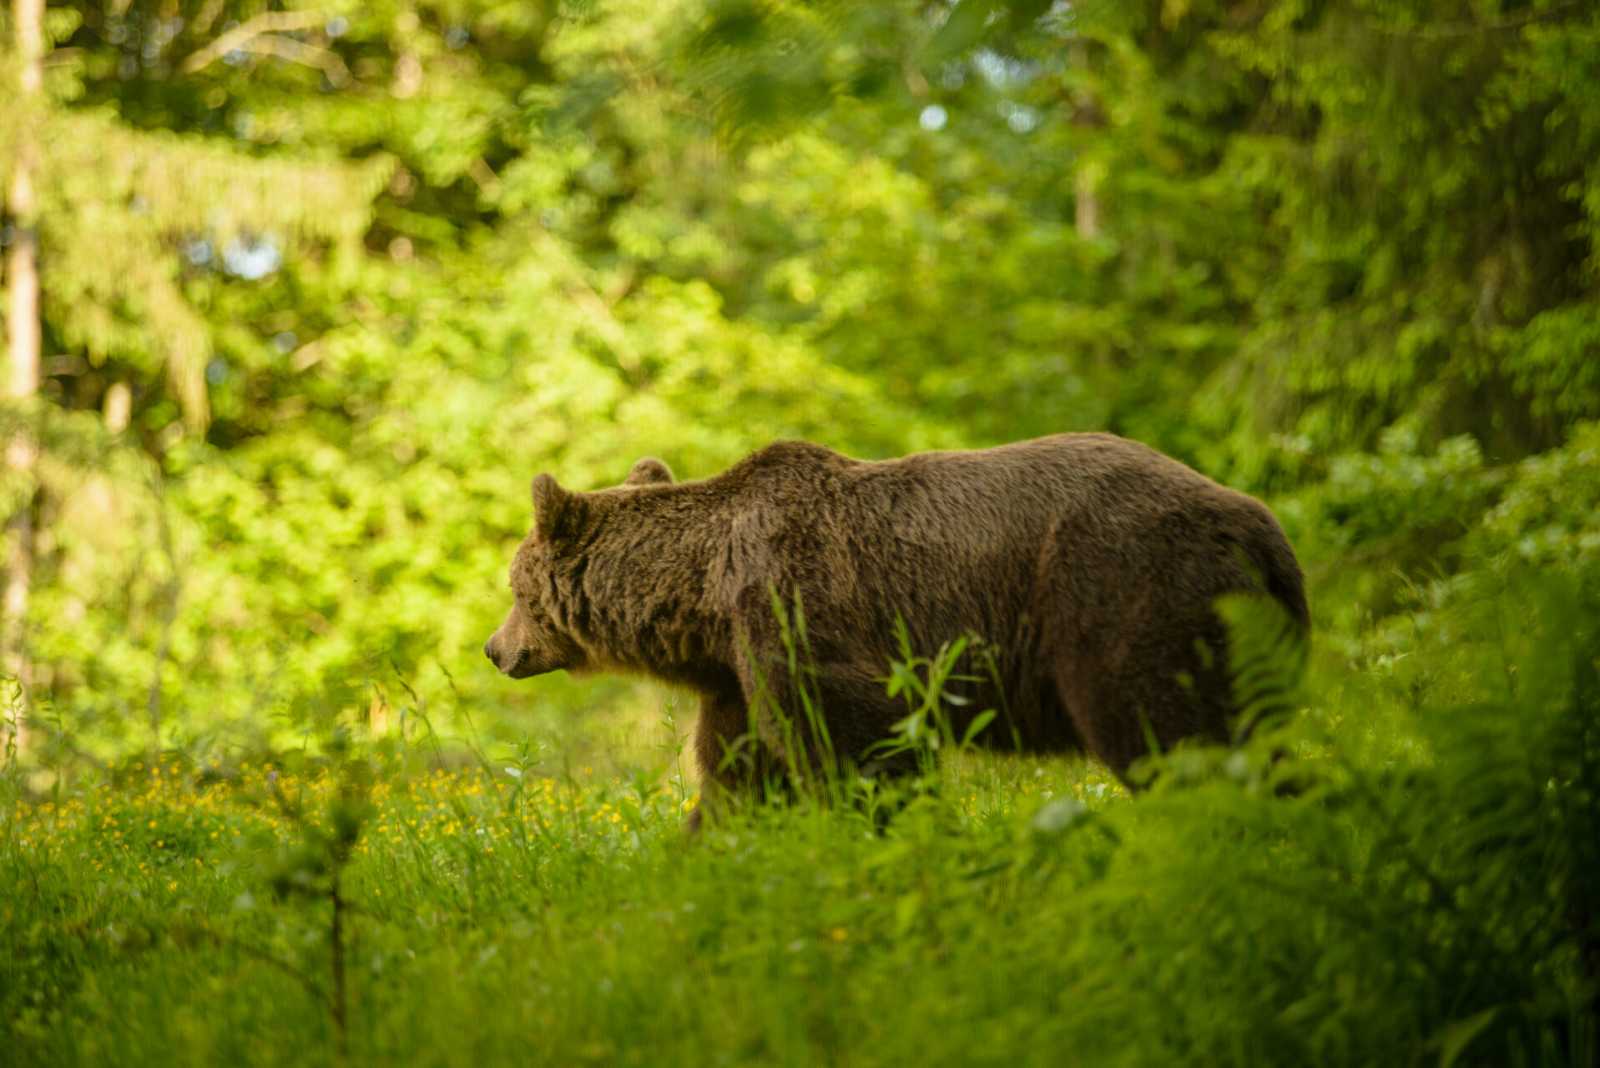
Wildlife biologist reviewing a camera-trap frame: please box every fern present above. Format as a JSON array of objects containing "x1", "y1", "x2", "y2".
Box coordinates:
[{"x1": 1216, "y1": 590, "x2": 1311, "y2": 743}]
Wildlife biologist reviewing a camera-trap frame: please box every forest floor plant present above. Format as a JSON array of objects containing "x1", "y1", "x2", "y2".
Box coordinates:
[{"x1": 1, "y1": 571, "x2": 1595, "y2": 1067}]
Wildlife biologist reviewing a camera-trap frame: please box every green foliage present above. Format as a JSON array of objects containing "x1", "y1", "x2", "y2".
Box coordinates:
[
  {"x1": 1214, "y1": 589, "x2": 1309, "y2": 743},
  {"x1": 4, "y1": 0, "x2": 1600, "y2": 1054},
  {"x1": 4, "y1": 575, "x2": 1598, "y2": 1066},
  {"x1": 880, "y1": 622, "x2": 997, "y2": 766},
  {"x1": 4, "y1": 0, "x2": 1596, "y2": 755}
]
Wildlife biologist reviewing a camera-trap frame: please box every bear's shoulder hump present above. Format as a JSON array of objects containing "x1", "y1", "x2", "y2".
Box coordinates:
[{"x1": 730, "y1": 439, "x2": 847, "y2": 477}]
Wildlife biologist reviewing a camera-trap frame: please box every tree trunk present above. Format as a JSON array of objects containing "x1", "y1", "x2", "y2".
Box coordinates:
[
  {"x1": 3, "y1": 0, "x2": 45, "y2": 756},
  {"x1": 1069, "y1": 40, "x2": 1103, "y2": 240},
  {"x1": 1074, "y1": 167, "x2": 1101, "y2": 240}
]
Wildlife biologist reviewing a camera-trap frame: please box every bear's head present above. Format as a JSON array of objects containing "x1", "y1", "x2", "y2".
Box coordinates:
[{"x1": 484, "y1": 458, "x2": 674, "y2": 678}]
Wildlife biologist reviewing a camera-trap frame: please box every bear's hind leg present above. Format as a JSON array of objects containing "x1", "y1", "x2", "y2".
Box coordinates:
[{"x1": 1049, "y1": 631, "x2": 1233, "y2": 787}]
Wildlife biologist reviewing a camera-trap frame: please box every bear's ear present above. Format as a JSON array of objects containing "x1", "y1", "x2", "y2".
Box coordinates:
[
  {"x1": 532, "y1": 473, "x2": 582, "y2": 541},
  {"x1": 624, "y1": 457, "x2": 674, "y2": 486}
]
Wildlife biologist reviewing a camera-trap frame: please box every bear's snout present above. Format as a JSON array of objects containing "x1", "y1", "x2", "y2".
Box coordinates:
[
  {"x1": 484, "y1": 625, "x2": 537, "y2": 678},
  {"x1": 484, "y1": 630, "x2": 518, "y2": 675}
]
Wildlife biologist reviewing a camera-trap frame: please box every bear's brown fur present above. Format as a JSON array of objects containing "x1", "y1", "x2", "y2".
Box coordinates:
[{"x1": 485, "y1": 434, "x2": 1308, "y2": 821}]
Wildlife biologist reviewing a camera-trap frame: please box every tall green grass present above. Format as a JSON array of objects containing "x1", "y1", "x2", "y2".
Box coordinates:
[{"x1": 2, "y1": 574, "x2": 1595, "y2": 1067}]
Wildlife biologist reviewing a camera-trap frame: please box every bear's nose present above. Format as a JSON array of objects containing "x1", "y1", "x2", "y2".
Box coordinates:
[{"x1": 483, "y1": 641, "x2": 500, "y2": 669}]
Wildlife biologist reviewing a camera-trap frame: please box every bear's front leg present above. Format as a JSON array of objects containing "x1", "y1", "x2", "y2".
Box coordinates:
[{"x1": 688, "y1": 688, "x2": 769, "y2": 831}]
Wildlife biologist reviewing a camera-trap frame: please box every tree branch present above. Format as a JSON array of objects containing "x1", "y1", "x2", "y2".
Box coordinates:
[
  {"x1": 180, "y1": 10, "x2": 327, "y2": 75},
  {"x1": 236, "y1": 33, "x2": 351, "y2": 86}
]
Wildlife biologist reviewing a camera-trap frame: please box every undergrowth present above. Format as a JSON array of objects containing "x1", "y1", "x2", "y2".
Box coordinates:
[{"x1": 2, "y1": 575, "x2": 1596, "y2": 1067}]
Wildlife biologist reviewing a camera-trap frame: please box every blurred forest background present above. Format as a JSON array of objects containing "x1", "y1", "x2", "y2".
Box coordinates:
[{"x1": 2, "y1": 0, "x2": 1598, "y2": 768}]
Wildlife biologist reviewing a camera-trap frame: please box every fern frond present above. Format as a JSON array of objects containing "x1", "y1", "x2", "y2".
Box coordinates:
[{"x1": 1216, "y1": 591, "x2": 1310, "y2": 741}]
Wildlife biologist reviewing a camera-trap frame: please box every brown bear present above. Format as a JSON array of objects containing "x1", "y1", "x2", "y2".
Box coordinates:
[{"x1": 484, "y1": 433, "x2": 1308, "y2": 824}]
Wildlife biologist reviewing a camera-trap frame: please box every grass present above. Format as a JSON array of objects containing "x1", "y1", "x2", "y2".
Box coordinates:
[
  {"x1": 2, "y1": 750, "x2": 1127, "y2": 1067},
  {"x1": 2, "y1": 576, "x2": 1597, "y2": 1067}
]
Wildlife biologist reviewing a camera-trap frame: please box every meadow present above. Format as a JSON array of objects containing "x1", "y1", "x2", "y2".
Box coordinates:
[{"x1": 5, "y1": 574, "x2": 1597, "y2": 1067}]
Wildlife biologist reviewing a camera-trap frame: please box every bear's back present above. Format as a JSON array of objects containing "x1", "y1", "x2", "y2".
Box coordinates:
[
  {"x1": 836, "y1": 433, "x2": 1250, "y2": 541},
  {"x1": 691, "y1": 433, "x2": 1295, "y2": 633}
]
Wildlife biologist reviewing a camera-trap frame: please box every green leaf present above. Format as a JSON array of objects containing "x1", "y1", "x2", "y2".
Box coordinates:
[
  {"x1": 959, "y1": 710, "x2": 997, "y2": 749},
  {"x1": 1435, "y1": 1006, "x2": 1499, "y2": 1068},
  {"x1": 925, "y1": 0, "x2": 997, "y2": 62}
]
